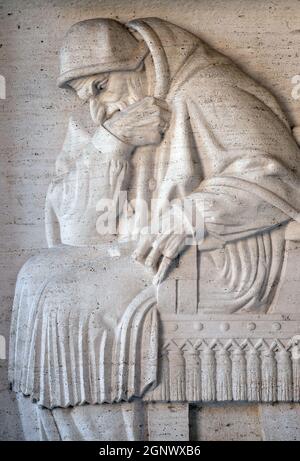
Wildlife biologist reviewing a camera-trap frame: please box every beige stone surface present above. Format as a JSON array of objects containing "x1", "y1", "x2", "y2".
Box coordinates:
[
  {"x1": 259, "y1": 403, "x2": 300, "y2": 441},
  {"x1": 190, "y1": 403, "x2": 300, "y2": 441},
  {"x1": 190, "y1": 403, "x2": 262, "y2": 441},
  {"x1": 1, "y1": 0, "x2": 300, "y2": 441},
  {"x1": 147, "y1": 403, "x2": 189, "y2": 441}
]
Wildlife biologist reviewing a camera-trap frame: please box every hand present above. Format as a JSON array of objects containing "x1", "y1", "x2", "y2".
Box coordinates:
[
  {"x1": 133, "y1": 230, "x2": 187, "y2": 285},
  {"x1": 132, "y1": 204, "x2": 193, "y2": 284},
  {"x1": 103, "y1": 96, "x2": 171, "y2": 147}
]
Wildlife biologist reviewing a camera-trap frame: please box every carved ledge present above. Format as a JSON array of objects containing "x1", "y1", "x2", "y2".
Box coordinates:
[{"x1": 145, "y1": 314, "x2": 300, "y2": 403}]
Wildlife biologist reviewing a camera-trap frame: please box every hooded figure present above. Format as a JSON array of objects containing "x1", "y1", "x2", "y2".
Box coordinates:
[
  {"x1": 9, "y1": 18, "x2": 300, "y2": 440},
  {"x1": 124, "y1": 18, "x2": 300, "y2": 313},
  {"x1": 50, "y1": 17, "x2": 299, "y2": 312}
]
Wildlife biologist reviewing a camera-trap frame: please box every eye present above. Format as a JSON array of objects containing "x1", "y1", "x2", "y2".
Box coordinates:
[{"x1": 95, "y1": 78, "x2": 108, "y2": 93}]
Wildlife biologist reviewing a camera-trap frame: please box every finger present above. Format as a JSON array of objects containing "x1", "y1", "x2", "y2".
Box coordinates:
[
  {"x1": 152, "y1": 232, "x2": 170, "y2": 252},
  {"x1": 138, "y1": 109, "x2": 169, "y2": 124},
  {"x1": 141, "y1": 231, "x2": 170, "y2": 268},
  {"x1": 142, "y1": 97, "x2": 170, "y2": 119},
  {"x1": 153, "y1": 256, "x2": 173, "y2": 286},
  {"x1": 125, "y1": 97, "x2": 169, "y2": 118},
  {"x1": 132, "y1": 115, "x2": 164, "y2": 128},
  {"x1": 145, "y1": 245, "x2": 163, "y2": 269},
  {"x1": 162, "y1": 234, "x2": 186, "y2": 259},
  {"x1": 128, "y1": 96, "x2": 154, "y2": 110},
  {"x1": 128, "y1": 110, "x2": 167, "y2": 126},
  {"x1": 132, "y1": 233, "x2": 154, "y2": 263},
  {"x1": 126, "y1": 108, "x2": 170, "y2": 130}
]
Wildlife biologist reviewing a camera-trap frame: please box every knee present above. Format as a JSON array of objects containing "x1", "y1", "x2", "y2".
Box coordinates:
[{"x1": 16, "y1": 247, "x2": 64, "y2": 285}]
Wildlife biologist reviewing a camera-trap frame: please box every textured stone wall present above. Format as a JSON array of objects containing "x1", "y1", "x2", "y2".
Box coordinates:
[{"x1": 0, "y1": 0, "x2": 299, "y2": 440}]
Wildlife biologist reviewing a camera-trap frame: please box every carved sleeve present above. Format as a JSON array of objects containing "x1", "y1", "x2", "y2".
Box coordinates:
[{"x1": 183, "y1": 184, "x2": 291, "y2": 251}]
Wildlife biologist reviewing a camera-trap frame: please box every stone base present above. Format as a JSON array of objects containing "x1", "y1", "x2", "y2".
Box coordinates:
[
  {"x1": 14, "y1": 398, "x2": 299, "y2": 441},
  {"x1": 147, "y1": 402, "x2": 300, "y2": 441}
]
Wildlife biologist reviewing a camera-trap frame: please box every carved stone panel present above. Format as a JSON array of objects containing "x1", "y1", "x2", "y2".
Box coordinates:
[{"x1": 3, "y1": 3, "x2": 300, "y2": 441}]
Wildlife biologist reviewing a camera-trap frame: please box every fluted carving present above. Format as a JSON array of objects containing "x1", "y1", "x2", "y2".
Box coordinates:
[{"x1": 147, "y1": 335, "x2": 300, "y2": 403}]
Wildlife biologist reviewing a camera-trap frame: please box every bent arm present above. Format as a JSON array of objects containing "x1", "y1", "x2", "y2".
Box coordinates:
[{"x1": 45, "y1": 125, "x2": 134, "y2": 246}]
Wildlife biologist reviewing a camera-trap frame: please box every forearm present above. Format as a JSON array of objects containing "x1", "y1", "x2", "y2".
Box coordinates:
[{"x1": 181, "y1": 185, "x2": 290, "y2": 250}]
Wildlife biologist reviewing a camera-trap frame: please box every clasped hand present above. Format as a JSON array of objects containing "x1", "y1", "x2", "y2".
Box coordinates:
[{"x1": 104, "y1": 96, "x2": 171, "y2": 147}]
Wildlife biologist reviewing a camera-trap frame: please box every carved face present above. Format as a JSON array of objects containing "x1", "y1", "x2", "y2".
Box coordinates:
[{"x1": 69, "y1": 67, "x2": 147, "y2": 125}]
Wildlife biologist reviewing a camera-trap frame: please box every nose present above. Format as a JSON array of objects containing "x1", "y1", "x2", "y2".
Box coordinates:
[{"x1": 90, "y1": 81, "x2": 99, "y2": 98}]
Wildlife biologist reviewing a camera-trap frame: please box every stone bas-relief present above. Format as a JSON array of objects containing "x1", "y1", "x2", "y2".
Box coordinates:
[{"x1": 8, "y1": 17, "x2": 300, "y2": 440}]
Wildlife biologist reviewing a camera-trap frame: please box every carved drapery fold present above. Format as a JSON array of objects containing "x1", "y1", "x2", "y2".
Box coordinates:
[{"x1": 9, "y1": 279, "x2": 158, "y2": 409}]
